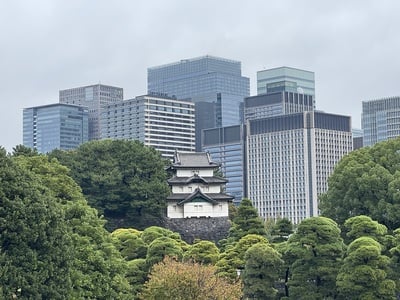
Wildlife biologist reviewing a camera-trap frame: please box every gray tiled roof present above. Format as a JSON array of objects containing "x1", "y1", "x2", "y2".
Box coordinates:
[{"x1": 173, "y1": 152, "x2": 219, "y2": 168}]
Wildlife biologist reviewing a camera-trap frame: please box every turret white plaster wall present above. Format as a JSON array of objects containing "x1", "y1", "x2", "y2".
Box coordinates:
[
  {"x1": 172, "y1": 184, "x2": 220, "y2": 194},
  {"x1": 167, "y1": 201, "x2": 229, "y2": 218},
  {"x1": 177, "y1": 169, "x2": 214, "y2": 177}
]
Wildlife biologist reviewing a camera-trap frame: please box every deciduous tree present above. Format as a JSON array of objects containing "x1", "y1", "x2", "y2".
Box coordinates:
[{"x1": 140, "y1": 257, "x2": 242, "y2": 300}]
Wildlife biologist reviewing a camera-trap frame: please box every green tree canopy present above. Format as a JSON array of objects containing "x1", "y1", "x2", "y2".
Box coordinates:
[
  {"x1": 12, "y1": 144, "x2": 38, "y2": 157},
  {"x1": 320, "y1": 138, "x2": 400, "y2": 230},
  {"x1": 337, "y1": 236, "x2": 396, "y2": 299},
  {"x1": 343, "y1": 215, "x2": 388, "y2": 245},
  {"x1": 141, "y1": 226, "x2": 181, "y2": 245},
  {"x1": 285, "y1": 217, "x2": 345, "y2": 299},
  {"x1": 111, "y1": 228, "x2": 148, "y2": 260},
  {"x1": 229, "y1": 198, "x2": 266, "y2": 241},
  {"x1": 11, "y1": 153, "x2": 132, "y2": 298},
  {"x1": 183, "y1": 240, "x2": 220, "y2": 265},
  {"x1": 388, "y1": 228, "x2": 400, "y2": 295},
  {"x1": 145, "y1": 236, "x2": 184, "y2": 266},
  {"x1": 126, "y1": 258, "x2": 149, "y2": 297},
  {"x1": 243, "y1": 242, "x2": 284, "y2": 300},
  {"x1": 270, "y1": 218, "x2": 294, "y2": 243},
  {"x1": 49, "y1": 139, "x2": 171, "y2": 230},
  {"x1": 216, "y1": 234, "x2": 269, "y2": 280},
  {"x1": 0, "y1": 150, "x2": 74, "y2": 298}
]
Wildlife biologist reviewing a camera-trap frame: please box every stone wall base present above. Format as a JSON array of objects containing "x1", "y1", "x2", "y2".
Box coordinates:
[{"x1": 162, "y1": 217, "x2": 231, "y2": 244}]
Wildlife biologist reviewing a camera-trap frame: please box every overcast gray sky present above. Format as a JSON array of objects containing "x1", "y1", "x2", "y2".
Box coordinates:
[{"x1": 1, "y1": 0, "x2": 399, "y2": 151}]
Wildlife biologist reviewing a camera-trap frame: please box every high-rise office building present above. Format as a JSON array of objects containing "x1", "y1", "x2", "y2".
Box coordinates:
[
  {"x1": 202, "y1": 124, "x2": 246, "y2": 204},
  {"x1": 352, "y1": 128, "x2": 364, "y2": 150},
  {"x1": 257, "y1": 67, "x2": 315, "y2": 96},
  {"x1": 247, "y1": 111, "x2": 352, "y2": 224},
  {"x1": 59, "y1": 84, "x2": 123, "y2": 140},
  {"x1": 100, "y1": 94, "x2": 195, "y2": 159},
  {"x1": 23, "y1": 103, "x2": 89, "y2": 153},
  {"x1": 244, "y1": 91, "x2": 315, "y2": 121},
  {"x1": 362, "y1": 96, "x2": 400, "y2": 146},
  {"x1": 147, "y1": 55, "x2": 250, "y2": 150},
  {"x1": 202, "y1": 77, "x2": 314, "y2": 205}
]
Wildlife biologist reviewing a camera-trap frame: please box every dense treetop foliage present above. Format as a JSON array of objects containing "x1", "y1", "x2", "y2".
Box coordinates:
[
  {"x1": 243, "y1": 242, "x2": 284, "y2": 299},
  {"x1": 284, "y1": 217, "x2": 345, "y2": 299},
  {"x1": 337, "y1": 237, "x2": 396, "y2": 299},
  {"x1": 320, "y1": 138, "x2": 400, "y2": 230},
  {"x1": 0, "y1": 148, "x2": 131, "y2": 298},
  {"x1": 0, "y1": 149, "x2": 74, "y2": 298},
  {"x1": 228, "y1": 198, "x2": 266, "y2": 241},
  {"x1": 49, "y1": 139, "x2": 171, "y2": 230}
]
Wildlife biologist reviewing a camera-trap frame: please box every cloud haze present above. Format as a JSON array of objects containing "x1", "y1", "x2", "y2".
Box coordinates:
[{"x1": 1, "y1": 0, "x2": 399, "y2": 150}]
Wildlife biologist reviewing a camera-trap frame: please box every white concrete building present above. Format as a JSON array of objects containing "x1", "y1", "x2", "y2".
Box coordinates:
[
  {"x1": 166, "y1": 152, "x2": 233, "y2": 218},
  {"x1": 247, "y1": 111, "x2": 352, "y2": 224},
  {"x1": 100, "y1": 94, "x2": 195, "y2": 159}
]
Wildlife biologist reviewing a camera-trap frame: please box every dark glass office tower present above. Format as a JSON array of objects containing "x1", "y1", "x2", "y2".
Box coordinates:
[
  {"x1": 148, "y1": 55, "x2": 250, "y2": 150},
  {"x1": 23, "y1": 103, "x2": 88, "y2": 153}
]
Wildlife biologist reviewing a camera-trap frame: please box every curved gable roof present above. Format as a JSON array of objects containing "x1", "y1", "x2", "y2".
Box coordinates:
[
  {"x1": 172, "y1": 151, "x2": 219, "y2": 168},
  {"x1": 177, "y1": 188, "x2": 219, "y2": 206}
]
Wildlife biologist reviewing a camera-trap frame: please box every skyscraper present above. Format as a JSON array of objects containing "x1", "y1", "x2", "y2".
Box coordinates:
[
  {"x1": 244, "y1": 91, "x2": 315, "y2": 121},
  {"x1": 59, "y1": 84, "x2": 123, "y2": 140},
  {"x1": 23, "y1": 103, "x2": 88, "y2": 153},
  {"x1": 148, "y1": 55, "x2": 250, "y2": 150},
  {"x1": 362, "y1": 96, "x2": 400, "y2": 146},
  {"x1": 247, "y1": 111, "x2": 352, "y2": 224},
  {"x1": 202, "y1": 124, "x2": 246, "y2": 204},
  {"x1": 100, "y1": 94, "x2": 195, "y2": 159},
  {"x1": 257, "y1": 66, "x2": 315, "y2": 96}
]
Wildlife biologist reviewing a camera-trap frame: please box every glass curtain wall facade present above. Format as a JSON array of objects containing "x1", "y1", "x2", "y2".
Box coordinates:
[
  {"x1": 257, "y1": 67, "x2": 315, "y2": 96},
  {"x1": 23, "y1": 103, "x2": 88, "y2": 153},
  {"x1": 147, "y1": 55, "x2": 250, "y2": 151},
  {"x1": 202, "y1": 125, "x2": 246, "y2": 204},
  {"x1": 59, "y1": 84, "x2": 123, "y2": 140},
  {"x1": 247, "y1": 111, "x2": 352, "y2": 224},
  {"x1": 100, "y1": 95, "x2": 195, "y2": 159},
  {"x1": 362, "y1": 96, "x2": 400, "y2": 146}
]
